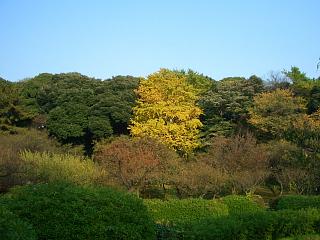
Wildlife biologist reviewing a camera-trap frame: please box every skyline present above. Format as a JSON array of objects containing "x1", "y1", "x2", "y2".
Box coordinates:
[{"x1": 0, "y1": 0, "x2": 319, "y2": 81}]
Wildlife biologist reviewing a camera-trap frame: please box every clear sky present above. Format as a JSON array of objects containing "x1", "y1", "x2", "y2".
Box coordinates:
[{"x1": 0, "y1": 0, "x2": 319, "y2": 81}]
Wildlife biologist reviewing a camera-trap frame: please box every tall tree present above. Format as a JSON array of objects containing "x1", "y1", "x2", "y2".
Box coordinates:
[
  {"x1": 35, "y1": 73, "x2": 139, "y2": 154},
  {"x1": 199, "y1": 75, "x2": 264, "y2": 140},
  {"x1": 130, "y1": 69, "x2": 202, "y2": 153},
  {"x1": 0, "y1": 79, "x2": 34, "y2": 132},
  {"x1": 249, "y1": 89, "x2": 306, "y2": 140},
  {"x1": 284, "y1": 67, "x2": 320, "y2": 113}
]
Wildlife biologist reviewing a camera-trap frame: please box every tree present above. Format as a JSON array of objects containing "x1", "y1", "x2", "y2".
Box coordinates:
[
  {"x1": 199, "y1": 76, "x2": 264, "y2": 140},
  {"x1": 174, "y1": 159, "x2": 227, "y2": 198},
  {"x1": 284, "y1": 67, "x2": 320, "y2": 113},
  {"x1": 285, "y1": 109, "x2": 320, "y2": 153},
  {"x1": 249, "y1": 89, "x2": 306, "y2": 139},
  {"x1": 94, "y1": 136, "x2": 180, "y2": 195},
  {"x1": 307, "y1": 85, "x2": 320, "y2": 114},
  {"x1": 183, "y1": 69, "x2": 215, "y2": 95},
  {"x1": 265, "y1": 71, "x2": 290, "y2": 90},
  {"x1": 130, "y1": 69, "x2": 203, "y2": 153},
  {"x1": 265, "y1": 140, "x2": 317, "y2": 194},
  {"x1": 198, "y1": 133, "x2": 269, "y2": 194},
  {"x1": 35, "y1": 73, "x2": 139, "y2": 154},
  {"x1": 0, "y1": 79, "x2": 34, "y2": 132}
]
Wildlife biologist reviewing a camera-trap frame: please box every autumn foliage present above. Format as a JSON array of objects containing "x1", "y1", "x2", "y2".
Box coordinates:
[
  {"x1": 94, "y1": 136, "x2": 180, "y2": 194},
  {"x1": 130, "y1": 69, "x2": 203, "y2": 153}
]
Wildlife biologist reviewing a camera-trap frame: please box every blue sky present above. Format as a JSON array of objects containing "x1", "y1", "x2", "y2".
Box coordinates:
[{"x1": 0, "y1": 0, "x2": 319, "y2": 81}]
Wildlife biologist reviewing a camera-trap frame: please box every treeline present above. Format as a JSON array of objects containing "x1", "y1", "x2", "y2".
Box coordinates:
[{"x1": 0, "y1": 67, "x2": 319, "y2": 197}]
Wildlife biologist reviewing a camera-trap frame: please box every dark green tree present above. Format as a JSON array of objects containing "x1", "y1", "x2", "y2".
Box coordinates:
[
  {"x1": 0, "y1": 79, "x2": 34, "y2": 132},
  {"x1": 35, "y1": 73, "x2": 139, "y2": 154},
  {"x1": 199, "y1": 76, "x2": 264, "y2": 141}
]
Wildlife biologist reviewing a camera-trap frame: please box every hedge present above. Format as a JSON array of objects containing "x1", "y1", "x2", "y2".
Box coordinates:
[
  {"x1": 187, "y1": 208, "x2": 320, "y2": 240},
  {"x1": 144, "y1": 198, "x2": 229, "y2": 226},
  {"x1": 0, "y1": 206, "x2": 36, "y2": 240},
  {"x1": 276, "y1": 195, "x2": 320, "y2": 210},
  {"x1": 0, "y1": 182, "x2": 155, "y2": 240},
  {"x1": 279, "y1": 235, "x2": 320, "y2": 240},
  {"x1": 220, "y1": 195, "x2": 265, "y2": 215}
]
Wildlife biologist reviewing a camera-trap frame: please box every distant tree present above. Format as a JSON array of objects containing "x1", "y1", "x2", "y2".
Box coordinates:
[
  {"x1": 307, "y1": 86, "x2": 320, "y2": 114},
  {"x1": 198, "y1": 133, "x2": 269, "y2": 194},
  {"x1": 284, "y1": 109, "x2": 320, "y2": 153},
  {"x1": 130, "y1": 69, "x2": 203, "y2": 153},
  {"x1": 0, "y1": 79, "x2": 34, "y2": 132},
  {"x1": 35, "y1": 73, "x2": 139, "y2": 154},
  {"x1": 174, "y1": 159, "x2": 227, "y2": 198},
  {"x1": 183, "y1": 69, "x2": 215, "y2": 95},
  {"x1": 94, "y1": 136, "x2": 180, "y2": 195},
  {"x1": 199, "y1": 76, "x2": 264, "y2": 140},
  {"x1": 284, "y1": 67, "x2": 320, "y2": 113},
  {"x1": 17, "y1": 73, "x2": 54, "y2": 116},
  {"x1": 265, "y1": 140, "x2": 312, "y2": 194},
  {"x1": 249, "y1": 89, "x2": 306, "y2": 140},
  {"x1": 265, "y1": 71, "x2": 291, "y2": 90}
]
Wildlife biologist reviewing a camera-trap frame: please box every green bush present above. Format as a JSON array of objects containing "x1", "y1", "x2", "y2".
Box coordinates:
[
  {"x1": 0, "y1": 129, "x2": 61, "y2": 192},
  {"x1": 144, "y1": 198, "x2": 229, "y2": 226},
  {"x1": 273, "y1": 209, "x2": 320, "y2": 239},
  {"x1": 20, "y1": 151, "x2": 105, "y2": 185},
  {"x1": 186, "y1": 208, "x2": 320, "y2": 240},
  {"x1": 145, "y1": 198, "x2": 229, "y2": 240},
  {"x1": 276, "y1": 195, "x2": 320, "y2": 210},
  {"x1": 154, "y1": 223, "x2": 185, "y2": 240},
  {"x1": 280, "y1": 235, "x2": 320, "y2": 240},
  {"x1": 1, "y1": 182, "x2": 155, "y2": 240},
  {"x1": 220, "y1": 195, "x2": 265, "y2": 215},
  {"x1": 0, "y1": 206, "x2": 36, "y2": 240},
  {"x1": 187, "y1": 211, "x2": 274, "y2": 240},
  {"x1": 187, "y1": 215, "x2": 246, "y2": 240}
]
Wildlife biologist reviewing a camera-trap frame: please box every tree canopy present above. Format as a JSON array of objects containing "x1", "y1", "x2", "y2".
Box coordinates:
[{"x1": 130, "y1": 69, "x2": 203, "y2": 153}]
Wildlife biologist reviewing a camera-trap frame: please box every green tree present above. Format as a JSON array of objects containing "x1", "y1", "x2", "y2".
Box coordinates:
[
  {"x1": 35, "y1": 73, "x2": 139, "y2": 154},
  {"x1": 130, "y1": 69, "x2": 203, "y2": 153},
  {"x1": 0, "y1": 79, "x2": 34, "y2": 132},
  {"x1": 284, "y1": 66, "x2": 320, "y2": 113},
  {"x1": 199, "y1": 75, "x2": 264, "y2": 140}
]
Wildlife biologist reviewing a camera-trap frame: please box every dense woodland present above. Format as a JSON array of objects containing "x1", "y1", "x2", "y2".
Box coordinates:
[
  {"x1": 1, "y1": 67, "x2": 320, "y2": 239},
  {"x1": 0, "y1": 67, "x2": 319, "y2": 197}
]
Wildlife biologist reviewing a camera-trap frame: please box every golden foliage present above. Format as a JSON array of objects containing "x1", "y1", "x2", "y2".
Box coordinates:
[
  {"x1": 130, "y1": 69, "x2": 202, "y2": 153},
  {"x1": 249, "y1": 89, "x2": 306, "y2": 137}
]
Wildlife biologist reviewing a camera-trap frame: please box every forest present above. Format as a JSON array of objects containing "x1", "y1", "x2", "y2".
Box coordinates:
[{"x1": 1, "y1": 67, "x2": 320, "y2": 240}]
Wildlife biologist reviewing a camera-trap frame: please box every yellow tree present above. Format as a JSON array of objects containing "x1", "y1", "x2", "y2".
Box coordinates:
[
  {"x1": 130, "y1": 69, "x2": 202, "y2": 153},
  {"x1": 249, "y1": 89, "x2": 306, "y2": 138}
]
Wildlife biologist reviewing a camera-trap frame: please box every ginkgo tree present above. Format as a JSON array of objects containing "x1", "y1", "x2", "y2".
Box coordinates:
[{"x1": 130, "y1": 69, "x2": 203, "y2": 154}]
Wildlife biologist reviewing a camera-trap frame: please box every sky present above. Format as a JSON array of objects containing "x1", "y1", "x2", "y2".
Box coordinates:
[{"x1": 0, "y1": 0, "x2": 319, "y2": 81}]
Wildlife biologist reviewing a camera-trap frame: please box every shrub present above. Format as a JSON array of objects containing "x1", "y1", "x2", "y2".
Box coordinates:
[
  {"x1": 0, "y1": 129, "x2": 60, "y2": 153},
  {"x1": 187, "y1": 211, "x2": 275, "y2": 240},
  {"x1": 144, "y1": 198, "x2": 228, "y2": 227},
  {"x1": 220, "y1": 195, "x2": 265, "y2": 215},
  {"x1": 280, "y1": 235, "x2": 320, "y2": 240},
  {"x1": 266, "y1": 140, "x2": 316, "y2": 194},
  {"x1": 0, "y1": 129, "x2": 60, "y2": 192},
  {"x1": 187, "y1": 215, "x2": 248, "y2": 240},
  {"x1": 0, "y1": 182, "x2": 155, "y2": 240},
  {"x1": 276, "y1": 195, "x2": 320, "y2": 210},
  {"x1": 20, "y1": 151, "x2": 105, "y2": 186},
  {"x1": 154, "y1": 223, "x2": 184, "y2": 240},
  {"x1": 0, "y1": 206, "x2": 36, "y2": 240},
  {"x1": 94, "y1": 136, "x2": 180, "y2": 194},
  {"x1": 174, "y1": 159, "x2": 228, "y2": 198},
  {"x1": 186, "y1": 208, "x2": 320, "y2": 240},
  {"x1": 199, "y1": 133, "x2": 269, "y2": 194},
  {"x1": 273, "y1": 209, "x2": 320, "y2": 239}
]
